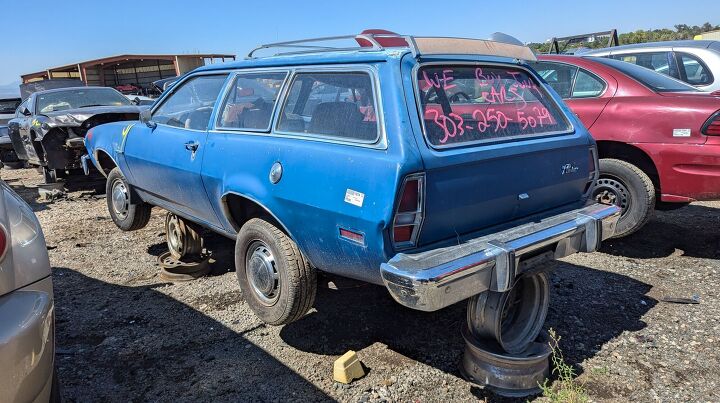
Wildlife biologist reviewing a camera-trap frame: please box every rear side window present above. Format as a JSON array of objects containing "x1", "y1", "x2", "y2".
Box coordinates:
[
  {"x1": 612, "y1": 52, "x2": 679, "y2": 79},
  {"x1": 416, "y1": 65, "x2": 572, "y2": 147},
  {"x1": 277, "y1": 72, "x2": 378, "y2": 142},
  {"x1": 572, "y1": 70, "x2": 605, "y2": 98},
  {"x1": 677, "y1": 53, "x2": 713, "y2": 86}
]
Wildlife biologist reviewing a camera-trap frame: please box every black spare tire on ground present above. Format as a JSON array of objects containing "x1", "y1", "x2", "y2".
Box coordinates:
[
  {"x1": 106, "y1": 167, "x2": 151, "y2": 231},
  {"x1": 235, "y1": 218, "x2": 316, "y2": 325}
]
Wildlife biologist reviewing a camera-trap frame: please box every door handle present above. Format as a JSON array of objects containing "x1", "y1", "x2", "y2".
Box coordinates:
[{"x1": 184, "y1": 142, "x2": 199, "y2": 152}]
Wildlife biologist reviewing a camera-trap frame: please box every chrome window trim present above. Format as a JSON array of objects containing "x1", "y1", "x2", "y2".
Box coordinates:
[
  {"x1": 213, "y1": 68, "x2": 290, "y2": 133},
  {"x1": 535, "y1": 60, "x2": 608, "y2": 99},
  {"x1": 149, "y1": 71, "x2": 233, "y2": 133},
  {"x1": 208, "y1": 64, "x2": 387, "y2": 150},
  {"x1": 273, "y1": 66, "x2": 384, "y2": 146},
  {"x1": 412, "y1": 61, "x2": 576, "y2": 151}
]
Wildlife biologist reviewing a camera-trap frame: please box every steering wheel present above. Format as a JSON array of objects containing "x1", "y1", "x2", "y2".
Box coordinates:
[{"x1": 450, "y1": 92, "x2": 471, "y2": 102}]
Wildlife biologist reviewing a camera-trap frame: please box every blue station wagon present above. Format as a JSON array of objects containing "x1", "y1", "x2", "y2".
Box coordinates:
[{"x1": 83, "y1": 33, "x2": 619, "y2": 354}]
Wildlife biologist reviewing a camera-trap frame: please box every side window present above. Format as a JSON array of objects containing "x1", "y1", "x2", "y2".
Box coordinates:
[
  {"x1": 152, "y1": 74, "x2": 227, "y2": 130},
  {"x1": 533, "y1": 62, "x2": 578, "y2": 98},
  {"x1": 613, "y1": 52, "x2": 678, "y2": 78},
  {"x1": 277, "y1": 72, "x2": 378, "y2": 142},
  {"x1": 572, "y1": 69, "x2": 606, "y2": 98},
  {"x1": 217, "y1": 71, "x2": 287, "y2": 130},
  {"x1": 677, "y1": 53, "x2": 713, "y2": 86}
]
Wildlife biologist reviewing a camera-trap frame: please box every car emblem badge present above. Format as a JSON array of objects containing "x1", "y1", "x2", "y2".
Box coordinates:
[{"x1": 561, "y1": 163, "x2": 579, "y2": 175}]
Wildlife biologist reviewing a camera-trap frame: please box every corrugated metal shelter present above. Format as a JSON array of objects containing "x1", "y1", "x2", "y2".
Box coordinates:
[{"x1": 21, "y1": 54, "x2": 235, "y2": 88}]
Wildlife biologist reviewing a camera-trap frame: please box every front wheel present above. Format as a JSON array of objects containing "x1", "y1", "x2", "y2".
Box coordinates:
[
  {"x1": 235, "y1": 218, "x2": 316, "y2": 325},
  {"x1": 106, "y1": 168, "x2": 151, "y2": 231},
  {"x1": 593, "y1": 158, "x2": 655, "y2": 238}
]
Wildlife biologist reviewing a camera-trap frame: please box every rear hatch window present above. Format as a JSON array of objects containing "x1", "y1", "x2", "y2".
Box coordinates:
[{"x1": 416, "y1": 65, "x2": 572, "y2": 147}]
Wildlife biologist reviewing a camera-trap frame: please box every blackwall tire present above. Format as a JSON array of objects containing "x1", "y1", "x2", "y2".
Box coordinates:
[
  {"x1": 106, "y1": 167, "x2": 151, "y2": 231},
  {"x1": 594, "y1": 158, "x2": 655, "y2": 238},
  {"x1": 235, "y1": 218, "x2": 316, "y2": 325}
]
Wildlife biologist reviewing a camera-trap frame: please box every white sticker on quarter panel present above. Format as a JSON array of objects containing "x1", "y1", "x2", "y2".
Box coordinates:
[
  {"x1": 344, "y1": 189, "x2": 365, "y2": 207},
  {"x1": 673, "y1": 128, "x2": 691, "y2": 137}
]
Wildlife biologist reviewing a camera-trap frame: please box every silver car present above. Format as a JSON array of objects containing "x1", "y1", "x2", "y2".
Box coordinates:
[
  {"x1": 0, "y1": 180, "x2": 58, "y2": 402},
  {"x1": 582, "y1": 40, "x2": 720, "y2": 92}
]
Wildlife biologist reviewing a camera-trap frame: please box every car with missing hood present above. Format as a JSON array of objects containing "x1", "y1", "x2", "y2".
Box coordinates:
[{"x1": 7, "y1": 87, "x2": 140, "y2": 182}]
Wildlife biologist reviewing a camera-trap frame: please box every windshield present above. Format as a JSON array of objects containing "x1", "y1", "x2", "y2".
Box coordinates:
[
  {"x1": 36, "y1": 88, "x2": 131, "y2": 113},
  {"x1": 0, "y1": 99, "x2": 21, "y2": 114},
  {"x1": 590, "y1": 57, "x2": 699, "y2": 92},
  {"x1": 416, "y1": 65, "x2": 572, "y2": 147}
]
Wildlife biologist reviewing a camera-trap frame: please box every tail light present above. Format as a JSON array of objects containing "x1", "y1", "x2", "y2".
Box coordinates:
[
  {"x1": 392, "y1": 173, "x2": 425, "y2": 249},
  {"x1": 702, "y1": 110, "x2": 720, "y2": 136},
  {"x1": 0, "y1": 224, "x2": 7, "y2": 262}
]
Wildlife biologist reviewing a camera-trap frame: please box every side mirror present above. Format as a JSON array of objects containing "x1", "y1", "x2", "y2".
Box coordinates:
[
  {"x1": 22, "y1": 107, "x2": 31, "y2": 116},
  {"x1": 140, "y1": 109, "x2": 156, "y2": 129},
  {"x1": 131, "y1": 97, "x2": 141, "y2": 105}
]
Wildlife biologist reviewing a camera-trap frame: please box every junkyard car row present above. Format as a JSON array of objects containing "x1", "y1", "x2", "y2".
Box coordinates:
[{"x1": 2, "y1": 31, "x2": 720, "y2": 400}]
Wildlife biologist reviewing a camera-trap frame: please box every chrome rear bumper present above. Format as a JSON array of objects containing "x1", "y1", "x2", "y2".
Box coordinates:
[{"x1": 380, "y1": 203, "x2": 620, "y2": 311}]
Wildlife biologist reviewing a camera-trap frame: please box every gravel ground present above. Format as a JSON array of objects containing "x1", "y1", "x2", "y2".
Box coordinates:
[{"x1": 3, "y1": 167, "x2": 719, "y2": 402}]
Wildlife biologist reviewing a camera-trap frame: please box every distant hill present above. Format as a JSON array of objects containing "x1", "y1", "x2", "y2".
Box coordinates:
[{"x1": 0, "y1": 81, "x2": 20, "y2": 99}]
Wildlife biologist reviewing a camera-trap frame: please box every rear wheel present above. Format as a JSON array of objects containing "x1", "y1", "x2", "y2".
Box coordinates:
[
  {"x1": 106, "y1": 168, "x2": 151, "y2": 231},
  {"x1": 235, "y1": 218, "x2": 316, "y2": 325},
  {"x1": 593, "y1": 158, "x2": 655, "y2": 238}
]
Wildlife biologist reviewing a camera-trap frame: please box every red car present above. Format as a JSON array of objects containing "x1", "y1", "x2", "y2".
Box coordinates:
[{"x1": 534, "y1": 55, "x2": 720, "y2": 237}]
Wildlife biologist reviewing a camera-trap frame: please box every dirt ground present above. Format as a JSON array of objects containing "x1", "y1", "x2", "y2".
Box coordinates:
[{"x1": 3, "y1": 167, "x2": 719, "y2": 402}]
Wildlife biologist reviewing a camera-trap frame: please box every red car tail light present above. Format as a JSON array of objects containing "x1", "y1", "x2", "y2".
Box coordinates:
[
  {"x1": 0, "y1": 224, "x2": 8, "y2": 262},
  {"x1": 702, "y1": 111, "x2": 720, "y2": 136},
  {"x1": 392, "y1": 173, "x2": 425, "y2": 248}
]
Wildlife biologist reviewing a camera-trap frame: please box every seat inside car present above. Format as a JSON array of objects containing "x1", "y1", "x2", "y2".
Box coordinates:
[{"x1": 309, "y1": 102, "x2": 364, "y2": 137}]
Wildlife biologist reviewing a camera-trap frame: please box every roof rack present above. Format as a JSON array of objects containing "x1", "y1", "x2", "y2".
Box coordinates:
[
  {"x1": 246, "y1": 32, "x2": 537, "y2": 61},
  {"x1": 547, "y1": 30, "x2": 619, "y2": 54}
]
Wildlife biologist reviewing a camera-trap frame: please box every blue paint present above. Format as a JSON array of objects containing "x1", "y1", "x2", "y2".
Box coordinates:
[{"x1": 85, "y1": 48, "x2": 595, "y2": 285}]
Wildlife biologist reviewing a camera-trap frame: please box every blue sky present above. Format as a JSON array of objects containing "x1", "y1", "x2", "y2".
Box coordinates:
[{"x1": 2, "y1": 0, "x2": 719, "y2": 91}]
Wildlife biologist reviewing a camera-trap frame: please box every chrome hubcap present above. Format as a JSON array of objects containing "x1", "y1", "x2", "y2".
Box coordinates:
[
  {"x1": 111, "y1": 180, "x2": 129, "y2": 219},
  {"x1": 594, "y1": 176, "x2": 631, "y2": 217},
  {"x1": 246, "y1": 241, "x2": 280, "y2": 306}
]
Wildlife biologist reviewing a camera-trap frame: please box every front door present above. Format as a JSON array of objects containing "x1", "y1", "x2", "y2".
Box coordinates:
[{"x1": 123, "y1": 74, "x2": 228, "y2": 226}]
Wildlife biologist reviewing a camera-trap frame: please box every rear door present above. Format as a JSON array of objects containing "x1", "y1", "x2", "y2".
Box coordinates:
[
  {"x1": 404, "y1": 59, "x2": 594, "y2": 246},
  {"x1": 123, "y1": 74, "x2": 228, "y2": 225}
]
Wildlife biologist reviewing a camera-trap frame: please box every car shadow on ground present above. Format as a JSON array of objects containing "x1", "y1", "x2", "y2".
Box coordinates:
[
  {"x1": 52, "y1": 267, "x2": 331, "y2": 402},
  {"x1": 600, "y1": 204, "x2": 720, "y2": 260},
  {"x1": 279, "y1": 259, "x2": 655, "y2": 400}
]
